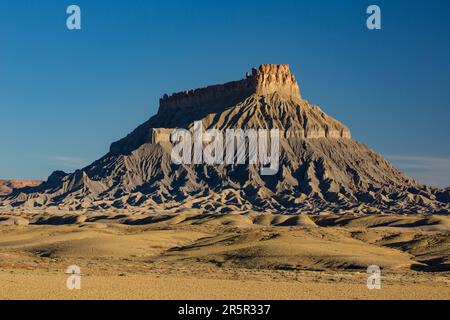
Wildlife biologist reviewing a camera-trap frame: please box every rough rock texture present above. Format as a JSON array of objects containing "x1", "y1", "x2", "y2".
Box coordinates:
[
  {"x1": 110, "y1": 64, "x2": 348, "y2": 155},
  {"x1": 1, "y1": 64, "x2": 448, "y2": 214},
  {"x1": 159, "y1": 64, "x2": 300, "y2": 112}
]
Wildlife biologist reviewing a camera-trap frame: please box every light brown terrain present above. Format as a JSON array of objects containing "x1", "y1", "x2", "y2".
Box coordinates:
[
  {"x1": 0, "y1": 179, "x2": 42, "y2": 196},
  {"x1": 1, "y1": 64, "x2": 448, "y2": 300},
  {"x1": 0, "y1": 212, "x2": 449, "y2": 299}
]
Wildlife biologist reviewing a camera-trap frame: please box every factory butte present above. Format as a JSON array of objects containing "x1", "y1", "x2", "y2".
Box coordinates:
[{"x1": 1, "y1": 64, "x2": 448, "y2": 215}]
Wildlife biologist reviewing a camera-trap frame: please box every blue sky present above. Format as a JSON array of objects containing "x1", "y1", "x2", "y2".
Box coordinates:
[{"x1": 0, "y1": 0, "x2": 449, "y2": 187}]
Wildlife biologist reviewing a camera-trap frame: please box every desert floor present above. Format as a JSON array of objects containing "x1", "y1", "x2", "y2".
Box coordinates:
[{"x1": 0, "y1": 212, "x2": 449, "y2": 300}]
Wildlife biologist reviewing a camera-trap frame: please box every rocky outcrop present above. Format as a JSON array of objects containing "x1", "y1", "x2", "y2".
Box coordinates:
[
  {"x1": 150, "y1": 128, "x2": 173, "y2": 144},
  {"x1": 254, "y1": 64, "x2": 301, "y2": 98},
  {"x1": 159, "y1": 64, "x2": 301, "y2": 115}
]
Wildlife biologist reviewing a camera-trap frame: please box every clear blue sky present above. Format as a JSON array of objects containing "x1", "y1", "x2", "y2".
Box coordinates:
[{"x1": 1, "y1": 0, "x2": 449, "y2": 187}]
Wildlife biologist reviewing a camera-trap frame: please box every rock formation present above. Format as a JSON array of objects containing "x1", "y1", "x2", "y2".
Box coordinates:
[
  {"x1": 160, "y1": 64, "x2": 300, "y2": 112},
  {"x1": 1, "y1": 64, "x2": 448, "y2": 215},
  {"x1": 110, "y1": 64, "x2": 349, "y2": 155}
]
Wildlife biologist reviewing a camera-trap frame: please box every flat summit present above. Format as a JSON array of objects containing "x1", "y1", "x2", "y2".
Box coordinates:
[{"x1": 1, "y1": 64, "x2": 449, "y2": 214}]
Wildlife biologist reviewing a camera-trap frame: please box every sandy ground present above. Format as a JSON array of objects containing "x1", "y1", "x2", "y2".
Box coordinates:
[
  {"x1": 0, "y1": 212, "x2": 449, "y2": 300},
  {"x1": 1, "y1": 272, "x2": 449, "y2": 300}
]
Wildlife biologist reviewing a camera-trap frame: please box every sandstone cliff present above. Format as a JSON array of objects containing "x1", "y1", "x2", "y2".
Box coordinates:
[{"x1": 110, "y1": 64, "x2": 349, "y2": 155}]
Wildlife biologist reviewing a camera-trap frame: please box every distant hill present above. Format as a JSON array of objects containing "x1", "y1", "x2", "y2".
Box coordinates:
[{"x1": 0, "y1": 179, "x2": 43, "y2": 196}]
